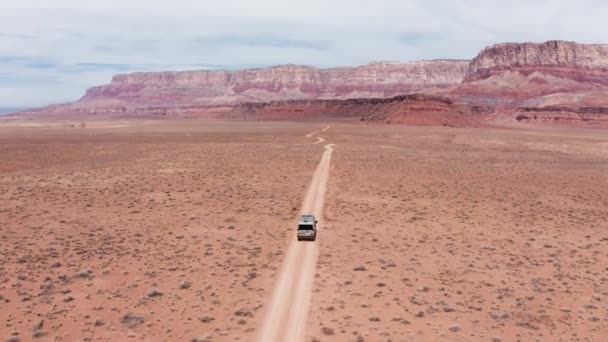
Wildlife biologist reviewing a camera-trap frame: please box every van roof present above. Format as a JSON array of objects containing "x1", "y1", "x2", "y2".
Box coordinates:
[{"x1": 298, "y1": 214, "x2": 316, "y2": 224}]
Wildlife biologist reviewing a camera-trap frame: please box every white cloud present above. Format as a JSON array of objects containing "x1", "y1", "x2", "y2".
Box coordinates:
[{"x1": 0, "y1": 0, "x2": 607, "y2": 106}]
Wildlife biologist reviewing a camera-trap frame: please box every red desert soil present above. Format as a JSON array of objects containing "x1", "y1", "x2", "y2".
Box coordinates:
[
  {"x1": 1, "y1": 119, "x2": 607, "y2": 341},
  {"x1": 307, "y1": 124, "x2": 608, "y2": 341},
  {"x1": 0, "y1": 120, "x2": 323, "y2": 341}
]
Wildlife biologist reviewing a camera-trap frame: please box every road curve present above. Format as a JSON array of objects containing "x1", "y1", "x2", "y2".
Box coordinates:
[
  {"x1": 306, "y1": 124, "x2": 330, "y2": 138},
  {"x1": 256, "y1": 129, "x2": 334, "y2": 342}
]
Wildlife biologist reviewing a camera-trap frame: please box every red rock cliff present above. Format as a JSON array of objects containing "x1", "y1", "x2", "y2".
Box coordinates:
[
  {"x1": 80, "y1": 60, "x2": 469, "y2": 107},
  {"x1": 465, "y1": 40, "x2": 608, "y2": 85},
  {"x1": 18, "y1": 40, "x2": 608, "y2": 128}
]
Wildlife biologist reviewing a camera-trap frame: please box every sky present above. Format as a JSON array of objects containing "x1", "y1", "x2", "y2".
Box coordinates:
[{"x1": 1, "y1": 0, "x2": 607, "y2": 107}]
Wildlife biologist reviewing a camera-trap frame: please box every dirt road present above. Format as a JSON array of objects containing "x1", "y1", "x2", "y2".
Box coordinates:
[
  {"x1": 256, "y1": 128, "x2": 334, "y2": 342},
  {"x1": 305, "y1": 125, "x2": 330, "y2": 138}
]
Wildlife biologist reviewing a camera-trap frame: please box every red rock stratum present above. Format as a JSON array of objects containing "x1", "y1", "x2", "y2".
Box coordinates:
[
  {"x1": 230, "y1": 95, "x2": 486, "y2": 127},
  {"x1": 10, "y1": 40, "x2": 608, "y2": 128},
  {"x1": 465, "y1": 40, "x2": 608, "y2": 84},
  {"x1": 442, "y1": 40, "x2": 608, "y2": 127},
  {"x1": 80, "y1": 60, "x2": 469, "y2": 107}
]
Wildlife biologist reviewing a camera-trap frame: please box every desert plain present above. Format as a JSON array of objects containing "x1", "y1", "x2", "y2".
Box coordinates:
[{"x1": 0, "y1": 119, "x2": 607, "y2": 342}]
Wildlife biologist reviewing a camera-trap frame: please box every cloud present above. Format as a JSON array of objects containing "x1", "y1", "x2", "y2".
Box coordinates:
[{"x1": 0, "y1": 0, "x2": 607, "y2": 106}]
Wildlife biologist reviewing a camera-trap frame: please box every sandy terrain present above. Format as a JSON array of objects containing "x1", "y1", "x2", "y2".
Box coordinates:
[
  {"x1": 0, "y1": 120, "x2": 325, "y2": 341},
  {"x1": 1, "y1": 119, "x2": 607, "y2": 341},
  {"x1": 307, "y1": 125, "x2": 608, "y2": 341}
]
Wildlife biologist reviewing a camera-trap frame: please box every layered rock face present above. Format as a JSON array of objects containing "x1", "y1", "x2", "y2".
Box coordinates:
[
  {"x1": 514, "y1": 107, "x2": 608, "y2": 127},
  {"x1": 230, "y1": 95, "x2": 485, "y2": 127},
  {"x1": 442, "y1": 41, "x2": 608, "y2": 127},
  {"x1": 465, "y1": 40, "x2": 608, "y2": 84},
  {"x1": 512, "y1": 90, "x2": 608, "y2": 127},
  {"x1": 80, "y1": 60, "x2": 470, "y2": 108}
]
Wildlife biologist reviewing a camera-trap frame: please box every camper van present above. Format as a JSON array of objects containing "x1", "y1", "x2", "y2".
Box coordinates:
[{"x1": 297, "y1": 214, "x2": 317, "y2": 241}]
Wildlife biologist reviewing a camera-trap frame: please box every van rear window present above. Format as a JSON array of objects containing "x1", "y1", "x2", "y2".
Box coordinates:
[{"x1": 298, "y1": 224, "x2": 313, "y2": 230}]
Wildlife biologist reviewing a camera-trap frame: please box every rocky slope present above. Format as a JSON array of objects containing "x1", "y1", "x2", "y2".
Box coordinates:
[
  {"x1": 450, "y1": 41, "x2": 608, "y2": 104},
  {"x1": 230, "y1": 95, "x2": 486, "y2": 127},
  {"x1": 511, "y1": 90, "x2": 608, "y2": 127},
  {"x1": 228, "y1": 41, "x2": 608, "y2": 128},
  {"x1": 440, "y1": 41, "x2": 608, "y2": 127},
  {"x1": 79, "y1": 60, "x2": 469, "y2": 108},
  {"x1": 514, "y1": 106, "x2": 608, "y2": 126},
  {"x1": 465, "y1": 40, "x2": 608, "y2": 84}
]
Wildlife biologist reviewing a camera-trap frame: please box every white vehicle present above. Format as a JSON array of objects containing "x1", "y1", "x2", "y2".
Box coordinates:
[{"x1": 297, "y1": 214, "x2": 317, "y2": 241}]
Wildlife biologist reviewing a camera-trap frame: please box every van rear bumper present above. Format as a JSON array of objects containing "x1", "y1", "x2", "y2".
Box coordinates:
[{"x1": 297, "y1": 231, "x2": 316, "y2": 241}]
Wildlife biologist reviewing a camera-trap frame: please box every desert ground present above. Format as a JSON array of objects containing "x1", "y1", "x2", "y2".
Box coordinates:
[
  {"x1": 0, "y1": 120, "x2": 322, "y2": 341},
  {"x1": 307, "y1": 124, "x2": 608, "y2": 342},
  {"x1": 1, "y1": 119, "x2": 607, "y2": 341}
]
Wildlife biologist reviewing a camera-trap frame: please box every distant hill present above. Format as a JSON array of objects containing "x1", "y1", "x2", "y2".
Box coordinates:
[{"x1": 0, "y1": 108, "x2": 26, "y2": 115}]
